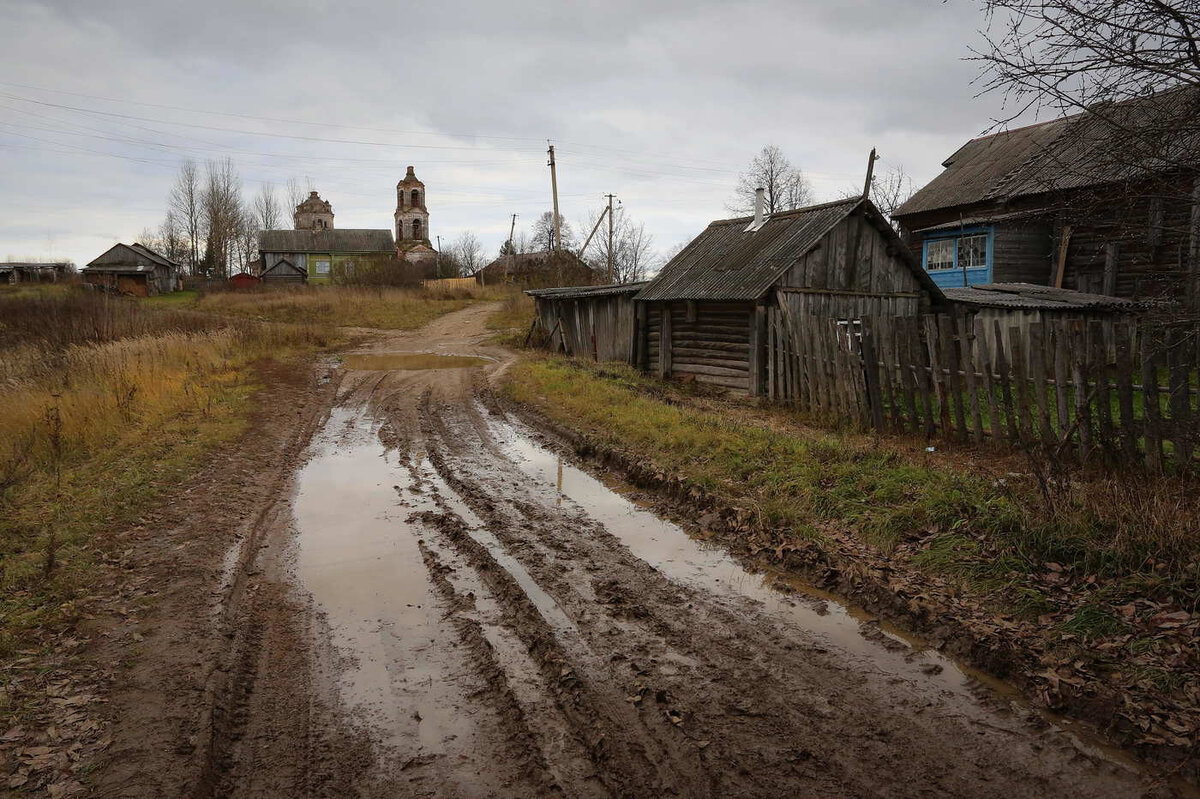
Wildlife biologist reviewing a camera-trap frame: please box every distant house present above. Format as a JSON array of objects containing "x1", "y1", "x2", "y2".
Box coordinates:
[
  {"x1": 632, "y1": 194, "x2": 939, "y2": 394},
  {"x1": 259, "y1": 258, "x2": 306, "y2": 285},
  {"x1": 81, "y1": 243, "x2": 180, "y2": 296},
  {"x1": 476, "y1": 250, "x2": 600, "y2": 288},
  {"x1": 893, "y1": 86, "x2": 1200, "y2": 299},
  {"x1": 0, "y1": 262, "x2": 72, "y2": 284},
  {"x1": 258, "y1": 229, "x2": 397, "y2": 285}
]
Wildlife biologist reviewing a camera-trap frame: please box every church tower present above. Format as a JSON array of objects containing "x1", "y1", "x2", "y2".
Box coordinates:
[
  {"x1": 294, "y1": 191, "x2": 334, "y2": 230},
  {"x1": 395, "y1": 166, "x2": 431, "y2": 249}
]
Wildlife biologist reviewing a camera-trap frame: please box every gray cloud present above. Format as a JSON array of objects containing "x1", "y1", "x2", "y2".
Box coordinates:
[{"x1": 1, "y1": 0, "x2": 1007, "y2": 265}]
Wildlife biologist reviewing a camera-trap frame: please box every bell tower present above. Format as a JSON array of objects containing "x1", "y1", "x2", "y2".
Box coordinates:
[{"x1": 395, "y1": 166, "x2": 430, "y2": 249}]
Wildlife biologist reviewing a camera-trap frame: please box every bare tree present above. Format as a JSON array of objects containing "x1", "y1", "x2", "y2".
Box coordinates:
[
  {"x1": 450, "y1": 231, "x2": 484, "y2": 276},
  {"x1": 869, "y1": 164, "x2": 915, "y2": 222},
  {"x1": 728, "y1": 145, "x2": 813, "y2": 215},
  {"x1": 531, "y1": 211, "x2": 575, "y2": 252},
  {"x1": 168, "y1": 160, "x2": 202, "y2": 275},
  {"x1": 253, "y1": 183, "x2": 283, "y2": 231},
  {"x1": 580, "y1": 205, "x2": 660, "y2": 283},
  {"x1": 285, "y1": 177, "x2": 309, "y2": 219},
  {"x1": 159, "y1": 211, "x2": 188, "y2": 264},
  {"x1": 202, "y1": 157, "x2": 244, "y2": 279}
]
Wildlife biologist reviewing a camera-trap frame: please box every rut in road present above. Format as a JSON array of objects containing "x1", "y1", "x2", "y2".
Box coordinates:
[{"x1": 223, "y1": 303, "x2": 1171, "y2": 798}]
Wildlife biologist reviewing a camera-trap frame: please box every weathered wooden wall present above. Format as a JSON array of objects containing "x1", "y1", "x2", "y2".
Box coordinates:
[
  {"x1": 535, "y1": 293, "x2": 638, "y2": 363},
  {"x1": 778, "y1": 211, "x2": 924, "y2": 294},
  {"x1": 652, "y1": 301, "x2": 753, "y2": 391}
]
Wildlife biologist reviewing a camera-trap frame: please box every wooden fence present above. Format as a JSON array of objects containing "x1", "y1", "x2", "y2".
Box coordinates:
[{"x1": 769, "y1": 309, "x2": 1200, "y2": 471}]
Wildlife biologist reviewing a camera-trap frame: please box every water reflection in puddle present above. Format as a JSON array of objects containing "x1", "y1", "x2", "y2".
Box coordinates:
[{"x1": 342, "y1": 352, "x2": 492, "y2": 371}]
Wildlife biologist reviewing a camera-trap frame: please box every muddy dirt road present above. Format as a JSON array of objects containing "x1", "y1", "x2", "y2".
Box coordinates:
[{"x1": 113, "y1": 303, "x2": 1176, "y2": 797}]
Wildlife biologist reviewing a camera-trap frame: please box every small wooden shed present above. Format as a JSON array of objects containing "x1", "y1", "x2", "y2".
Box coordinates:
[
  {"x1": 82, "y1": 243, "x2": 180, "y2": 297},
  {"x1": 228, "y1": 271, "x2": 261, "y2": 289},
  {"x1": 527, "y1": 283, "x2": 646, "y2": 362},
  {"x1": 634, "y1": 196, "x2": 941, "y2": 394}
]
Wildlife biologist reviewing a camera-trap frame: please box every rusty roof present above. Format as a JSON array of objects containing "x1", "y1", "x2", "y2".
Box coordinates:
[
  {"x1": 258, "y1": 229, "x2": 395, "y2": 253},
  {"x1": 895, "y1": 85, "x2": 1200, "y2": 218}
]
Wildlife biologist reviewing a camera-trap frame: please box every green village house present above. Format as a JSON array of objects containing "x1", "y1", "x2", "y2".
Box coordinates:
[{"x1": 258, "y1": 190, "x2": 395, "y2": 284}]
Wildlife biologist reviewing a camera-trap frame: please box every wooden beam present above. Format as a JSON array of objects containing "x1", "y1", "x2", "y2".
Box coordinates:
[
  {"x1": 1052, "y1": 225, "x2": 1072, "y2": 288},
  {"x1": 775, "y1": 287, "x2": 921, "y2": 298}
]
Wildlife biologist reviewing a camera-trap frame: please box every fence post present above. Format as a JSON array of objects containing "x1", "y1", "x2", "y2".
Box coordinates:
[
  {"x1": 959, "y1": 314, "x2": 984, "y2": 444},
  {"x1": 974, "y1": 317, "x2": 1000, "y2": 445},
  {"x1": 993, "y1": 320, "x2": 1019, "y2": 444},
  {"x1": 1141, "y1": 329, "x2": 1164, "y2": 472}
]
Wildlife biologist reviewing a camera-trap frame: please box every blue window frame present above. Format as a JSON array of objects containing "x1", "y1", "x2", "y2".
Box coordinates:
[{"x1": 921, "y1": 226, "x2": 994, "y2": 288}]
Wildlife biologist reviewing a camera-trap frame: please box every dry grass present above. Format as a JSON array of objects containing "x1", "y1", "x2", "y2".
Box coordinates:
[
  {"x1": 485, "y1": 291, "x2": 535, "y2": 345},
  {"x1": 194, "y1": 284, "x2": 512, "y2": 329},
  {"x1": 0, "y1": 289, "x2": 330, "y2": 657}
]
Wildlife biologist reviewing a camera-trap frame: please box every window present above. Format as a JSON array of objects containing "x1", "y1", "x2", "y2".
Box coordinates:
[
  {"x1": 314, "y1": 259, "x2": 331, "y2": 276},
  {"x1": 926, "y1": 238, "x2": 955, "y2": 270},
  {"x1": 412, "y1": 219, "x2": 422, "y2": 238},
  {"x1": 957, "y1": 234, "x2": 987, "y2": 268},
  {"x1": 411, "y1": 189, "x2": 420, "y2": 207}
]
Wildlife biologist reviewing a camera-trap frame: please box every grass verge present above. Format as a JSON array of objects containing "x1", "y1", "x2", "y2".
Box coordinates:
[{"x1": 485, "y1": 291, "x2": 535, "y2": 346}]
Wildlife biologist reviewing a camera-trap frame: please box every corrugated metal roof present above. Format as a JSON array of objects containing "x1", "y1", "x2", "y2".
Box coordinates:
[
  {"x1": 258, "y1": 228, "x2": 395, "y2": 253},
  {"x1": 84, "y1": 243, "x2": 176, "y2": 272},
  {"x1": 943, "y1": 283, "x2": 1138, "y2": 311},
  {"x1": 526, "y1": 282, "x2": 647, "y2": 299},
  {"x1": 635, "y1": 197, "x2": 862, "y2": 302},
  {"x1": 895, "y1": 85, "x2": 1200, "y2": 218}
]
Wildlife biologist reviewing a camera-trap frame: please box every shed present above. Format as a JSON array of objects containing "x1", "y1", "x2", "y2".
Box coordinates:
[
  {"x1": 0, "y1": 262, "x2": 71, "y2": 284},
  {"x1": 634, "y1": 196, "x2": 940, "y2": 394},
  {"x1": 260, "y1": 258, "x2": 305, "y2": 285},
  {"x1": 81, "y1": 243, "x2": 179, "y2": 297},
  {"x1": 228, "y1": 271, "x2": 261, "y2": 289},
  {"x1": 526, "y1": 282, "x2": 647, "y2": 362}
]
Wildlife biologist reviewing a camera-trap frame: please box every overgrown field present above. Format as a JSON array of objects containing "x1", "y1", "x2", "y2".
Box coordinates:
[
  {"x1": 0, "y1": 290, "x2": 330, "y2": 662},
  {"x1": 505, "y1": 356, "x2": 1200, "y2": 750},
  {"x1": 193, "y1": 284, "x2": 512, "y2": 329}
]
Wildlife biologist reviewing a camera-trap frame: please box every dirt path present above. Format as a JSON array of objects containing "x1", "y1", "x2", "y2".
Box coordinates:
[{"x1": 95, "y1": 302, "x2": 1180, "y2": 797}]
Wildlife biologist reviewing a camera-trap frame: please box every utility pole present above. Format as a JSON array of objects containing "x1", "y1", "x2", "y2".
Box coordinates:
[
  {"x1": 505, "y1": 213, "x2": 518, "y2": 282},
  {"x1": 548, "y1": 143, "x2": 561, "y2": 251},
  {"x1": 605, "y1": 193, "x2": 617, "y2": 283},
  {"x1": 862, "y1": 147, "x2": 879, "y2": 200},
  {"x1": 436, "y1": 234, "x2": 442, "y2": 277}
]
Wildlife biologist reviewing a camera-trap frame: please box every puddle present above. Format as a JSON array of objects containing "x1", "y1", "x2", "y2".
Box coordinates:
[
  {"x1": 342, "y1": 352, "x2": 492, "y2": 371},
  {"x1": 483, "y1": 408, "x2": 1158, "y2": 774},
  {"x1": 292, "y1": 407, "x2": 476, "y2": 755}
]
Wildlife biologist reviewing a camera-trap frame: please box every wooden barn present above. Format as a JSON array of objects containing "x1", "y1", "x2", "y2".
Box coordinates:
[
  {"x1": 893, "y1": 86, "x2": 1200, "y2": 300},
  {"x1": 633, "y1": 195, "x2": 941, "y2": 394},
  {"x1": 81, "y1": 243, "x2": 180, "y2": 297},
  {"x1": 526, "y1": 283, "x2": 646, "y2": 362}
]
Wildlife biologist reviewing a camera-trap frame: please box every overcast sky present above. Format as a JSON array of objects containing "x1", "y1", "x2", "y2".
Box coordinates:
[{"x1": 0, "y1": 0, "x2": 1016, "y2": 267}]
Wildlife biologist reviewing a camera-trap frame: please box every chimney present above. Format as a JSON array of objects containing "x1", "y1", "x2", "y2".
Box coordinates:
[{"x1": 746, "y1": 186, "x2": 766, "y2": 232}]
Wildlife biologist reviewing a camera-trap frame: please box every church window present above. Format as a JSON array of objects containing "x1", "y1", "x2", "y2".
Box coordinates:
[
  {"x1": 411, "y1": 189, "x2": 420, "y2": 207},
  {"x1": 412, "y1": 219, "x2": 422, "y2": 238}
]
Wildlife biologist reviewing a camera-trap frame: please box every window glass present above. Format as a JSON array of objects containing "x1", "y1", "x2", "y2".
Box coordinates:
[
  {"x1": 315, "y1": 259, "x2": 331, "y2": 275},
  {"x1": 926, "y1": 238, "x2": 955, "y2": 270},
  {"x1": 958, "y1": 235, "x2": 987, "y2": 269}
]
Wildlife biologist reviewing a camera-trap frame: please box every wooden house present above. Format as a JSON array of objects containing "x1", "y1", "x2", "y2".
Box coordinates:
[
  {"x1": 527, "y1": 283, "x2": 646, "y2": 362},
  {"x1": 476, "y1": 250, "x2": 600, "y2": 288},
  {"x1": 260, "y1": 258, "x2": 306, "y2": 285},
  {"x1": 893, "y1": 86, "x2": 1200, "y2": 300},
  {"x1": 258, "y1": 229, "x2": 395, "y2": 285},
  {"x1": 633, "y1": 195, "x2": 940, "y2": 394},
  {"x1": 81, "y1": 243, "x2": 179, "y2": 296}
]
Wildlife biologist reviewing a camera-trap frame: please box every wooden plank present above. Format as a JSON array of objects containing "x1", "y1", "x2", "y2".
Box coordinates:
[
  {"x1": 1028, "y1": 323, "x2": 1055, "y2": 447},
  {"x1": 1090, "y1": 320, "x2": 1115, "y2": 458},
  {"x1": 993, "y1": 320, "x2": 1019, "y2": 444},
  {"x1": 1071, "y1": 321, "x2": 1093, "y2": 461},
  {"x1": 1009, "y1": 328, "x2": 1032, "y2": 446},
  {"x1": 912, "y1": 317, "x2": 936, "y2": 436},
  {"x1": 1052, "y1": 322, "x2": 1071, "y2": 446},
  {"x1": 974, "y1": 316, "x2": 1000, "y2": 444},
  {"x1": 938, "y1": 315, "x2": 964, "y2": 440},
  {"x1": 658, "y1": 306, "x2": 672, "y2": 378},
  {"x1": 1052, "y1": 224, "x2": 1072, "y2": 288},
  {"x1": 1141, "y1": 330, "x2": 1164, "y2": 472},
  {"x1": 924, "y1": 315, "x2": 948, "y2": 436},
  {"x1": 895, "y1": 317, "x2": 918, "y2": 434},
  {"x1": 672, "y1": 363, "x2": 751, "y2": 379},
  {"x1": 1167, "y1": 327, "x2": 1193, "y2": 466},
  {"x1": 861, "y1": 318, "x2": 885, "y2": 429},
  {"x1": 876, "y1": 316, "x2": 900, "y2": 431},
  {"x1": 960, "y1": 314, "x2": 984, "y2": 444},
  {"x1": 1114, "y1": 323, "x2": 1139, "y2": 461}
]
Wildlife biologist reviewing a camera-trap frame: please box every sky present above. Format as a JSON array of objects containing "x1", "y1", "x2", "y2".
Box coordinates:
[{"x1": 0, "y1": 0, "x2": 1018, "y2": 268}]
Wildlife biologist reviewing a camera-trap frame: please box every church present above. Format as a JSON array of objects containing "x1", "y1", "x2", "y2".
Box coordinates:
[{"x1": 257, "y1": 166, "x2": 439, "y2": 283}]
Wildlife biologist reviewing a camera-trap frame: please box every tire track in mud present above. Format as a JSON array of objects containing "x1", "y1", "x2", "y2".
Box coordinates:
[{"x1": 407, "y1": 392, "x2": 1158, "y2": 799}]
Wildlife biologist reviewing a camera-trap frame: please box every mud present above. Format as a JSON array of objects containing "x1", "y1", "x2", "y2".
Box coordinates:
[
  {"x1": 91, "y1": 303, "x2": 1185, "y2": 797},
  {"x1": 342, "y1": 352, "x2": 493, "y2": 371}
]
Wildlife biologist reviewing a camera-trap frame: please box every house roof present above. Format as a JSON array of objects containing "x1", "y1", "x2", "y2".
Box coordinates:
[
  {"x1": 636, "y1": 197, "x2": 939, "y2": 302},
  {"x1": 942, "y1": 283, "x2": 1138, "y2": 311},
  {"x1": 258, "y1": 228, "x2": 395, "y2": 253},
  {"x1": 526, "y1": 282, "x2": 647, "y2": 300},
  {"x1": 83, "y1": 243, "x2": 178, "y2": 272},
  {"x1": 895, "y1": 85, "x2": 1200, "y2": 218}
]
